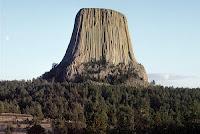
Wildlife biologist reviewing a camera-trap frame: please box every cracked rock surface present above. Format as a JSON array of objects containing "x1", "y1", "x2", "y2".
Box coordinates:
[{"x1": 43, "y1": 8, "x2": 148, "y2": 85}]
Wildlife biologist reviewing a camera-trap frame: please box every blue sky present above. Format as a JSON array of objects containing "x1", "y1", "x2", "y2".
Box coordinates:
[{"x1": 0, "y1": 0, "x2": 200, "y2": 88}]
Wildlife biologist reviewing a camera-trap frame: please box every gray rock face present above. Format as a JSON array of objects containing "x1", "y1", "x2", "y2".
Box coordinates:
[
  {"x1": 62, "y1": 8, "x2": 135, "y2": 65},
  {"x1": 43, "y1": 8, "x2": 148, "y2": 85}
]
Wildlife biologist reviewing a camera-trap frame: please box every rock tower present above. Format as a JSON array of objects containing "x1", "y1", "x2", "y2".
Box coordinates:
[{"x1": 43, "y1": 8, "x2": 148, "y2": 85}]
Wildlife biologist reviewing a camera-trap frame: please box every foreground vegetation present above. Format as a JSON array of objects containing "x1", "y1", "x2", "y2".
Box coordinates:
[{"x1": 0, "y1": 79, "x2": 199, "y2": 134}]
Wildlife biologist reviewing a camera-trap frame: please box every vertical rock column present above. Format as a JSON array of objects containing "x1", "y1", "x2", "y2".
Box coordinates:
[
  {"x1": 43, "y1": 8, "x2": 148, "y2": 83},
  {"x1": 61, "y1": 8, "x2": 136, "y2": 65}
]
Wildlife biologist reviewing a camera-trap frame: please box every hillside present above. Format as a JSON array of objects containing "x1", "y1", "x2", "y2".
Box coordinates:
[{"x1": 0, "y1": 79, "x2": 199, "y2": 133}]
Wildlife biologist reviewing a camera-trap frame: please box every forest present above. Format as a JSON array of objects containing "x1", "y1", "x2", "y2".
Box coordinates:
[{"x1": 0, "y1": 79, "x2": 199, "y2": 134}]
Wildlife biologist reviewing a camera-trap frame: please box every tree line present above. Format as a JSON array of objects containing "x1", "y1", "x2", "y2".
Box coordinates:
[{"x1": 0, "y1": 79, "x2": 199, "y2": 133}]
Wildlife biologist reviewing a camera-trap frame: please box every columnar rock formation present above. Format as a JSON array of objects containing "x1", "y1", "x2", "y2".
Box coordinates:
[
  {"x1": 62, "y1": 8, "x2": 135, "y2": 65},
  {"x1": 43, "y1": 8, "x2": 148, "y2": 85}
]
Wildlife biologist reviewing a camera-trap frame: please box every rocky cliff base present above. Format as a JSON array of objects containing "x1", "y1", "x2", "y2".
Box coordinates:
[{"x1": 43, "y1": 60, "x2": 148, "y2": 86}]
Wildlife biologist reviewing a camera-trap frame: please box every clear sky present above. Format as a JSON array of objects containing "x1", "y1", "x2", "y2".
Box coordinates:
[{"x1": 0, "y1": 0, "x2": 200, "y2": 88}]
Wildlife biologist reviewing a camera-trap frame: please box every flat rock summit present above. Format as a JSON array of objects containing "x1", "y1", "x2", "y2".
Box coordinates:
[{"x1": 43, "y1": 8, "x2": 148, "y2": 85}]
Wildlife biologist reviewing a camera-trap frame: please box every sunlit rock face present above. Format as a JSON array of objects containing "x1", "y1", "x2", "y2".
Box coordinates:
[{"x1": 43, "y1": 8, "x2": 148, "y2": 85}]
